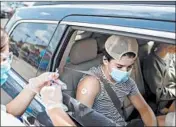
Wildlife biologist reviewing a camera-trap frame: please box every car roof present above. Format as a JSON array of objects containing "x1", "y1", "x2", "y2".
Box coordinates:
[
  {"x1": 33, "y1": 1, "x2": 175, "y2": 6},
  {"x1": 15, "y1": 3, "x2": 175, "y2": 22}
]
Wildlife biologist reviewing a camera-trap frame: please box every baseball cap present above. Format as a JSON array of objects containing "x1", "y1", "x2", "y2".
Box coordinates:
[{"x1": 105, "y1": 35, "x2": 138, "y2": 60}]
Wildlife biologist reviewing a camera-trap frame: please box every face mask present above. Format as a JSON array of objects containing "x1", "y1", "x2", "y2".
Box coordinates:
[
  {"x1": 110, "y1": 68, "x2": 131, "y2": 83},
  {"x1": 1, "y1": 62, "x2": 11, "y2": 86},
  {"x1": 0, "y1": 53, "x2": 13, "y2": 86}
]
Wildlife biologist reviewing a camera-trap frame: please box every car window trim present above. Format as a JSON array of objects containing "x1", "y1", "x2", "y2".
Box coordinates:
[
  {"x1": 52, "y1": 27, "x2": 74, "y2": 71},
  {"x1": 60, "y1": 21, "x2": 175, "y2": 44},
  {"x1": 45, "y1": 24, "x2": 67, "y2": 72},
  {"x1": 8, "y1": 20, "x2": 58, "y2": 35}
]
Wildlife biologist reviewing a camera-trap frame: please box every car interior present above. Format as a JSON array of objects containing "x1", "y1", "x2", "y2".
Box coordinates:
[{"x1": 58, "y1": 30, "x2": 171, "y2": 121}]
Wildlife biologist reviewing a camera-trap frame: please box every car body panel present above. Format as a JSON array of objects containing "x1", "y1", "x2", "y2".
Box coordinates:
[
  {"x1": 5, "y1": 3, "x2": 175, "y2": 33},
  {"x1": 15, "y1": 4, "x2": 176, "y2": 21},
  {"x1": 1, "y1": 70, "x2": 45, "y2": 117},
  {"x1": 63, "y1": 15, "x2": 175, "y2": 32}
]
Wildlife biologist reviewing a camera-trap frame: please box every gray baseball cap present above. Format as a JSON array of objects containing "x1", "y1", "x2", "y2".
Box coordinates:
[{"x1": 105, "y1": 35, "x2": 138, "y2": 60}]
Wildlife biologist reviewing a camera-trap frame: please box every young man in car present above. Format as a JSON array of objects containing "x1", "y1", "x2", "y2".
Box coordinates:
[{"x1": 76, "y1": 35, "x2": 157, "y2": 126}]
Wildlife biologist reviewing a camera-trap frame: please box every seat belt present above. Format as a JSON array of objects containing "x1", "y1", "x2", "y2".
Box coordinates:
[
  {"x1": 64, "y1": 67, "x2": 124, "y2": 118},
  {"x1": 98, "y1": 76, "x2": 124, "y2": 117}
]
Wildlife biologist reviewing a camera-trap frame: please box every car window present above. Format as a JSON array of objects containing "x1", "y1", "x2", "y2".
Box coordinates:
[
  {"x1": 9, "y1": 22, "x2": 57, "y2": 81},
  {"x1": 36, "y1": 24, "x2": 66, "y2": 76}
]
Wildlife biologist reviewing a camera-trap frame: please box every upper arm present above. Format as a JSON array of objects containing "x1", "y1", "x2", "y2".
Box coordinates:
[{"x1": 76, "y1": 76, "x2": 100, "y2": 108}]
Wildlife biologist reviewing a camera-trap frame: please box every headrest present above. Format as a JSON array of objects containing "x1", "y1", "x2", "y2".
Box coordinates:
[
  {"x1": 70, "y1": 38, "x2": 97, "y2": 65},
  {"x1": 75, "y1": 31, "x2": 92, "y2": 41},
  {"x1": 137, "y1": 39, "x2": 149, "y2": 45}
]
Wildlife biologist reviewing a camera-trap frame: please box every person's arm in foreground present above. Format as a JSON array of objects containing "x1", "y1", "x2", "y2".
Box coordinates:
[
  {"x1": 48, "y1": 108, "x2": 76, "y2": 126},
  {"x1": 6, "y1": 87, "x2": 36, "y2": 116},
  {"x1": 6, "y1": 72, "x2": 59, "y2": 116},
  {"x1": 40, "y1": 84, "x2": 76, "y2": 126},
  {"x1": 129, "y1": 93, "x2": 157, "y2": 126}
]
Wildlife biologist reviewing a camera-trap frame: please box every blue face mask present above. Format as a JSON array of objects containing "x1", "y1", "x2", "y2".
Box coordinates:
[
  {"x1": 1, "y1": 62, "x2": 11, "y2": 86},
  {"x1": 110, "y1": 68, "x2": 131, "y2": 83},
  {"x1": 1, "y1": 53, "x2": 12, "y2": 86}
]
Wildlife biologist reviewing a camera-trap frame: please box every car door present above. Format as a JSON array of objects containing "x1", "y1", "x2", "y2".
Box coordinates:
[{"x1": 2, "y1": 20, "x2": 66, "y2": 117}]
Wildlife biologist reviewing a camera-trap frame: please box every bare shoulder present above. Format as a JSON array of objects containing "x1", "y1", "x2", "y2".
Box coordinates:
[
  {"x1": 77, "y1": 75, "x2": 100, "y2": 93},
  {"x1": 76, "y1": 75, "x2": 100, "y2": 107}
]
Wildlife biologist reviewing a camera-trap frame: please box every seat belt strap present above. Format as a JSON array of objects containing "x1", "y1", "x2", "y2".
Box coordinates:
[
  {"x1": 64, "y1": 67, "x2": 96, "y2": 76},
  {"x1": 98, "y1": 76, "x2": 124, "y2": 117}
]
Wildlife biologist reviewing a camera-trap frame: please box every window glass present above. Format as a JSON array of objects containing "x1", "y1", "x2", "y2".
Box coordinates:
[
  {"x1": 9, "y1": 22, "x2": 57, "y2": 81},
  {"x1": 47, "y1": 25, "x2": 66, "y2": 53},
  {"x1": 36, "y1": 24, "x2": 66, "y2": 75}
]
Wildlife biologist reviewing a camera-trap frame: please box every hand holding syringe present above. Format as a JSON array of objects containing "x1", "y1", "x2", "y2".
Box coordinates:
[
  {"x1": 25, "y1": 69, "x2": 67, "y2": 94},
  {"x1": 49, "y1": 69, "x2": 67, "y2": 90},
  {"x1": 25, "y1": 70, "x2": 68, "y2": 111},
  {"x1": 40, "y1": 69, "x2": 68, "y2": 111}
]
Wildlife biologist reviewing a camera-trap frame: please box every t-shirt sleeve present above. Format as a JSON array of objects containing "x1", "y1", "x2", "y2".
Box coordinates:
[
  {"x1": 79, "y1": 66, "x2": 98, "y2": 82},
  {"x1": 128, "y1": 78, "x2": 140, "y2": 96}
]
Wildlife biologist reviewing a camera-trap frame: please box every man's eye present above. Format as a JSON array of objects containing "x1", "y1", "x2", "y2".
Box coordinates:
[
  {"x1": 3, "y1": 58, "x2": 7, "y2": 61},
  {"x1": 127, "y1": 66, "x2": 133, "y2": 70},
  {"x1": 117, "y1": 66, "x2": 122, "y2": 69}
]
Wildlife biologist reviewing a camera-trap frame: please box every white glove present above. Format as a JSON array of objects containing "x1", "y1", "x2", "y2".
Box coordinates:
[
  {"x1": 25, "y1": 72, "x2": 59, "y2": 93},
  {"x1": 40, "y1": 85, "x2": 68, "y2": 111}
]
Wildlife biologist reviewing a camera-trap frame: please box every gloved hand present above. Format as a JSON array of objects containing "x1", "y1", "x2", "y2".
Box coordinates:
[
  {"x1": 40, "y1": 85, "x2": 68, "y2": 111},
  {"x1": 25, "y1": 72, "x2": 59, "y2": 94}
]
